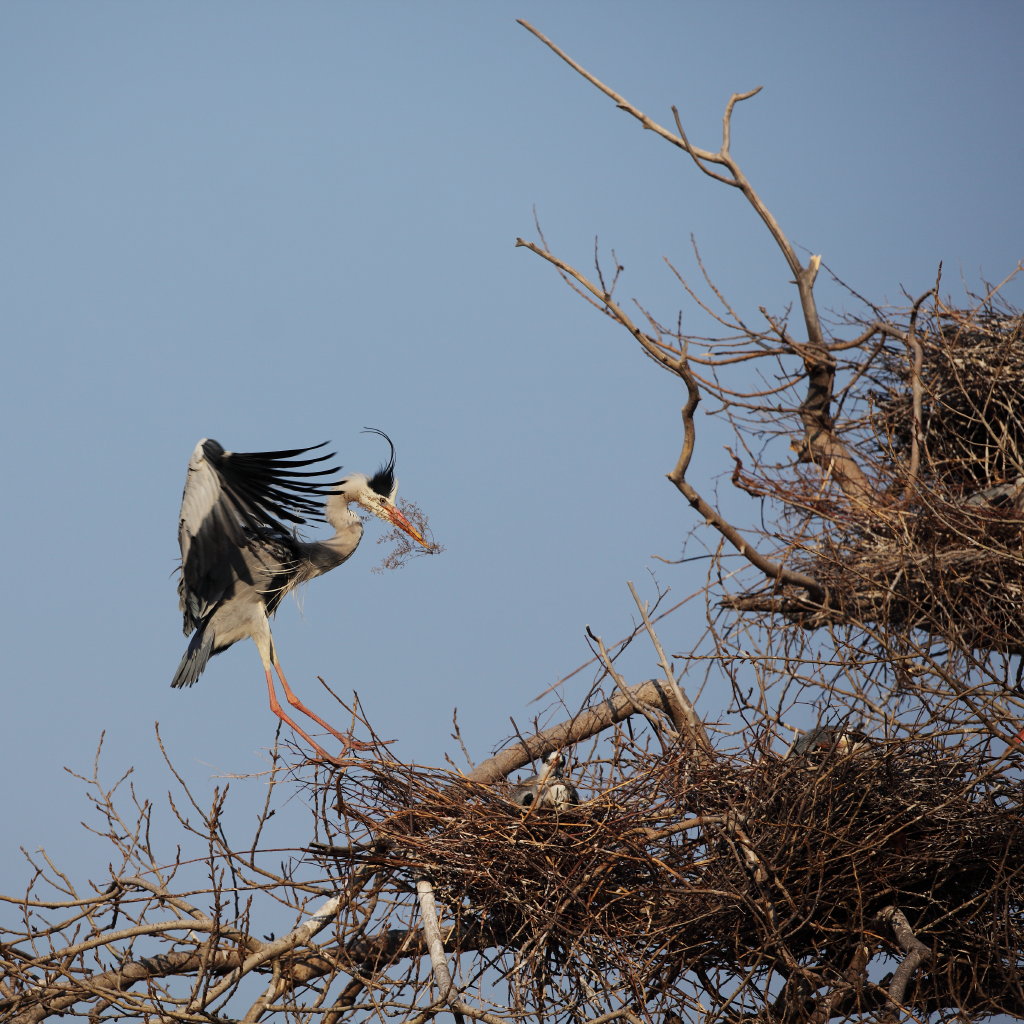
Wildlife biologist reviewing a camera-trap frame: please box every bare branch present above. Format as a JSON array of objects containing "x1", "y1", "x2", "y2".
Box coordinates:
[
  {"x1": 877, "y1": 905, "x2": 933, "y2": 1020},
  {"x1": 416, "y1": 879, "x2": 458, "y2": 1005},
  {"x1": 517, "y1": 20, "x2": 698, "y2": 157},
  {"x1": 467, "y1": 678, "x2": 710, "y2": 785},
  {"x1": 627, "y1": 580, "x2": 714, "y2": 760}
]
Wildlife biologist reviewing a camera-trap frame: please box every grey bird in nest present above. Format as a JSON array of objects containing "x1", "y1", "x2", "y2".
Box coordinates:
[
  {"x1": 791, "y1": 724, "x2": 868, "y2": 759},
  {"x1": 964, "y1": 475, "x2": 1024, "y2": 512},
  {"x1": 512, "y1": 752, "x2": 579, "y2": 810}
]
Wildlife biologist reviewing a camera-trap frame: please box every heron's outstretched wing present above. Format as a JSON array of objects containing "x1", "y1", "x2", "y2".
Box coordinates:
[{"x1": 177, "y1": 439, "x2": 341, "y2": 632}]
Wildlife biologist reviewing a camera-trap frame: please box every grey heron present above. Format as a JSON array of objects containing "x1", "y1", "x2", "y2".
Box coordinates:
[
  {"x1": 964, "y1": 475, "x2": 1024, "y2": 511},
  {"x1": 512, "y1": 752, "x2": 579, "y2": 810},
  {"x1": 790, "y1": 724, "x2": 867, "y2": 758},
  {"x1": 172, "y1": 430, "x2": 432, "y2": 759}
]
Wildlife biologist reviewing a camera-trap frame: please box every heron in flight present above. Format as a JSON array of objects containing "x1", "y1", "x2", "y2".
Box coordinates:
[{"x1": 172, "y1": 430, "x2": 432, "y2": 759}]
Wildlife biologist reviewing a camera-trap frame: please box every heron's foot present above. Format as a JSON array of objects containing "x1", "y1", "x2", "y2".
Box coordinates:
[
  {"x1": 336, "y1": 733, "x2": 396, "y2": 753},
  {"x1": 299, "y1": 732, "x2": 396, "y2": 764},
  {"x1": 335, "y1": 733, "x2": 375, "y2": 753}
]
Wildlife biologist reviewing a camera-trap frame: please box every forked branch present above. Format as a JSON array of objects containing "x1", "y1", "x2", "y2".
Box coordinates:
[
  {"x1": 877, "y1": 905, "x2": 932, "y2": 1021},
  {"x1": 516, "y1": 236, "x2": 826, "y2": 605},
  {"x1": 517, "y1": 20, "x2": 876, "y2": 508}
]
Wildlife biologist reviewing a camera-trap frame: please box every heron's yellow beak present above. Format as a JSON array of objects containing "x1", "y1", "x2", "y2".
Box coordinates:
[{"x1": 385, "y1": 504, "x2": 432, "y2": 549}]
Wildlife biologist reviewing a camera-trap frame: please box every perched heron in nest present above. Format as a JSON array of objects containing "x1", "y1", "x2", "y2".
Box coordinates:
[
  {"x1": 964, "y1": 475, "x2": 1024, "y2": 512},
  {"x1": 512, "y1": 752, "x2": 579, "y2": 810},
  {"x1": 791, "y1": 725, "x2": 867, "y2": 759},
  {"x1": 172, "y1": 431, "x2": 432, "y2": 759}
]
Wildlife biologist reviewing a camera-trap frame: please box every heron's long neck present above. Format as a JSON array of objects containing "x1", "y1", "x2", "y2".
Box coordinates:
[{"x1": 305, "y1": 502, "x2": 363, "y2": 574}]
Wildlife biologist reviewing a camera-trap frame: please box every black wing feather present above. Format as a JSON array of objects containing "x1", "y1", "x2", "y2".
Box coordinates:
[
  {"x1": 178, "y1": 440, "x2": 343, "y2": 632},
  {"x1": 207, "y1": 441, "x2": 341, "y2": 525}
]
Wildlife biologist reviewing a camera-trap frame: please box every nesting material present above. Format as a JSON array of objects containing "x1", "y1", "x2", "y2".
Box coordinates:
[
  {"x1": 732, "y1": 307, "x2": 1024, "y2": 654},
  {"x1": 875, "y1": 311, "x2": 1024, "y2": 491},
  {"x1": 320, "y1": 740, "x2": 1024, "y2": 1019}
]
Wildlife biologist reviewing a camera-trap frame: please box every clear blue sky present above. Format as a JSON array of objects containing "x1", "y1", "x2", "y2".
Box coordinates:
[{"x1": 1, "y1": 3, "x2": 1021, "y2": 897}]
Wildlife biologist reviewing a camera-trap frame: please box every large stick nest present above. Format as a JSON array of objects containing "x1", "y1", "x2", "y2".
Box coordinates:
[
  {"x1": 320, "y1": 740, "x2": 1024, "y2": 1019},
  {"x1": 830, "y1": 306, "x2": 1024, "y2": 652},
  {"x1": 875, "y1": 309, "x2": 1024, "y2": 491},
  {"x1": 788, "y1": 495, "x2": 1024, "y2": 653},
  {"x1": 731, "y1": 305, "x2": 1024, "y2": 655}
]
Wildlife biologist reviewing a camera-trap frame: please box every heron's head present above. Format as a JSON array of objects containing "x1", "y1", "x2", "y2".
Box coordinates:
[{"x1": 326, "y1": 430, "x2": 430, "y2": 549}]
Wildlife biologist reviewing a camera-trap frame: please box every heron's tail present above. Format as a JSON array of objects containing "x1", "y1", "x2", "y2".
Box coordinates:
[{"x1": 171, "y1": 629, "x2": 215, "y2": 688}]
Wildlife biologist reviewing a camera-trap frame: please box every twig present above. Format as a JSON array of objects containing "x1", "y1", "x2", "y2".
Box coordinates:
[
  {"x1": 192, "y1": 891, "x2": 343, "y2": 1013},
  {"x1": 587, "y1": 625, "x2": 672, "y2": 741},
  {"x1": 517, "y1": 236, "x2": 827, "y2": 605},
  {"x1": 627, "y1": 581, "x2": 714, "y2": 760}
]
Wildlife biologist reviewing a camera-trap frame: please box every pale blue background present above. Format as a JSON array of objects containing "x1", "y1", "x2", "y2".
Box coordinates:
[{"x1": 1, "y1": 2, "x2": 1021, "y2": 903}]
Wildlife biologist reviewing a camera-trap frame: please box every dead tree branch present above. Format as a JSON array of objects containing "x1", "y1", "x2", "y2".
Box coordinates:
[
  {"x1": 877, "y1": 905, "x2": 933, "y2": 1021},
  {"x1": 518, "y1": 19, "x2": 875, "y2": 507}
]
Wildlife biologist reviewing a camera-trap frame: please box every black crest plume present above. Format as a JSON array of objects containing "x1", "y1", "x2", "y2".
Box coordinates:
[{"x1": 362, "y1": 428, "x2": 397, "y2": 498}]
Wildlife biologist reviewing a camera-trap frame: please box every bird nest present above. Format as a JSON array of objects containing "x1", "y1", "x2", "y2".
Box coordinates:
[
  {"x1": 318, "y1": 741, "x2": 1024, "y2": 1020},
  {"x1": 731, "y1": 305, "x2": 1024, "y2": 654},
  {"x1": 874, "y1": 308, "x2": 1024, "y2": 493},
  {"x1": 788, "y1": 498, "x2": 1024, "y2": 653}
]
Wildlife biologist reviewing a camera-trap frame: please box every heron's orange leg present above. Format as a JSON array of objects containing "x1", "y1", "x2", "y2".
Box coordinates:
[
  {"x1": 264, "y1": 667, "x2": 342, "y2": 763},
  {"x1": 273, "y1": 662, "x2": 377, "y2": 752}
]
